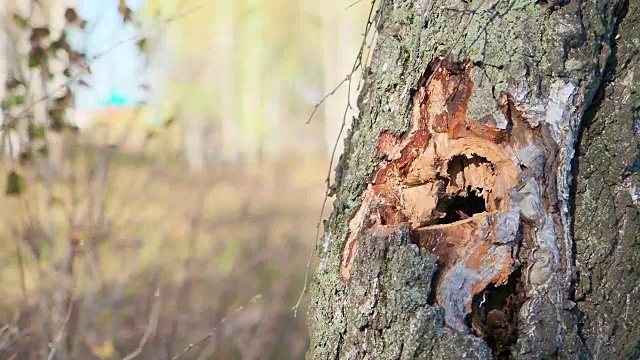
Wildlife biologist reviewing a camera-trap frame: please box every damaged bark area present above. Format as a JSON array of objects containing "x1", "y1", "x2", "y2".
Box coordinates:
[
  {"x1": 340, "y1": 58, "x2": 560, "y2": 355},
  {"x1": 308, "y1": 0, "x2": 636, "y2": 358}
]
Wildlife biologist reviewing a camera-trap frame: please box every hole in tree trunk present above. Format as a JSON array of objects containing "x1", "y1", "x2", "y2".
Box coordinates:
[
  {"x1": 435, "y1": 187, "x2": 487, "y2": 224},
  {"x1": 467, "y1": 268, "x2": 527, "y2": 359},
  {"x1": 447, "y1": 154, "x2": 492, "y2": 180}
]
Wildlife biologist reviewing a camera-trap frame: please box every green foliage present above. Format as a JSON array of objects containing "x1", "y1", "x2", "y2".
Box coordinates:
[
  {"x1": 37, "y1": 145, "x2": 49, "y2": 157},
  {"x1": 5, "y1": 171, "x2": 24, "y2": 196},
  {"x1": 136, "y1": 38, "x2": 148, "y2": 51},
  {"x1": 1, "y1": 94, "x2": 24, "y2": 111},
  {"x1": 18, "y1": 151, "x2": 32, "y2": 165},
  {"x1": 50, "y1": 33, "x2": 71, "y2": 54},
  {"x1": 30, "y1": 27, "x2": 50, "y2": 42},
  {"x1": 28, "y1": 124, "x2": 47, "y2": 141},
  {"x1": 218, "y1": 241, "x2": 238, "y2": 273},
  {"x1": 49, "y1": 108, "x2": 68, "y2": 131},
  {"x1": 2, "y1": 3, "x2": 109, "y2": 174},
  {"x1": 28, "y1": 47, "x2": 46, "y2": 68},
  {"x1": 11, "y1": 14, "x2": 29, "y2": 28},
  {"x1": 118, "y1": 0, "x2": 134, "y2": 21},
  {"x1": 163, "y1": 115, "x2": 176, "y2": 127}
]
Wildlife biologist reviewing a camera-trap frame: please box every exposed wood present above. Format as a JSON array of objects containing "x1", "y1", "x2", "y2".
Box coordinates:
[{"x1": 308, "y1": 0, "x2": 639, "y2": 359}]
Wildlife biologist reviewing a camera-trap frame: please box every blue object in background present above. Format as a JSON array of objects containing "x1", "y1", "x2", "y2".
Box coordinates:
[
  {"x1": 70, "y1": 0, "x2": 147, "y2": 112},
  {"x1": 104, "y1": 89, "x2": 129, "y2": 107}
]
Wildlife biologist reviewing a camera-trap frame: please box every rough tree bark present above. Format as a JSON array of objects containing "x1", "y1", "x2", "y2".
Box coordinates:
[{"x1": 307, "y1": 0, "x2": 639, "y2": 359}]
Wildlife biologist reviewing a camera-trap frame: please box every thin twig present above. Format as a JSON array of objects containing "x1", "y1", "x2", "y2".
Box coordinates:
[
  {"x1": 121, "y1": 284, "x2": 162, "y2": 360},
  {"x1": 293, "y1": 0, "x2": 380, "y2": 317},
  {"x1": 346, "y1": 0, "x2": 367, "y2": 10},
  {"x1": 305, "y1": 75, "x2": 351, "y2": 124},
  {"x1": 0, "y1": 323, "x2": 15, "y2": 351},
  {"x1": 46, "y1": 297, "x2": 75, "y2": 360},
  {"x1": 171, "y1": 294, "x2": 263, "y2": 360}
]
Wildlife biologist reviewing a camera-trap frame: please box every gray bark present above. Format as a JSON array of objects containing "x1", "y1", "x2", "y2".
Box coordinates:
[{"x1": 307, "y1": 0, "x2": 639, "y2": 359}]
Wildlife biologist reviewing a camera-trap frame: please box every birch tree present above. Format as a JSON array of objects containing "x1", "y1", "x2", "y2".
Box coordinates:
[{"x1": 307, "y1": 0, "x2": 640, "y2": 358}]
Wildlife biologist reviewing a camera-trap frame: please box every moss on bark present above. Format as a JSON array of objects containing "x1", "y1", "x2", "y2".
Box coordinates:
[
  {"x1": 308, "y1": 0, "x2": 637, "y2": 358},
  {"x1": 573, "y1": 1, "x2": 640, "y2": 358}
]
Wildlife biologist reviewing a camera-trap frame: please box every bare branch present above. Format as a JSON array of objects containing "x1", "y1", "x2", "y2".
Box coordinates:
[
  {"x1": 305, "y1": 74, "x2": 350, "y2": 125},
  {"x1": 294, "y1": 0, "x2": 380, "y2": 317},
  {"x1": 121, "y1": 284, "x2": 162, "y2": 360},
  {"x1": 171, "y1": 294, "x2": 263, "y2": 360},
  {"x1": 346, "y1": 0, "x2": 367, "y2": 10},
  {"x1": 46, "y1": 297, "x2": 75, "y2": 360}
]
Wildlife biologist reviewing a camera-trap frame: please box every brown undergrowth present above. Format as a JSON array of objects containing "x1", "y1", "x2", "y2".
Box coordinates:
[{"x1": 0, "y1": 145, "x2": 324, "y2": 359}]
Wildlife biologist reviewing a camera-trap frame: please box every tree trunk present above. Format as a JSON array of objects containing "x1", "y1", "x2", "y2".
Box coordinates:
[
  {"x1": 214, "y1": 0, "x2": 241, "y2": 163},
  {"x1": 239, "y1": 0, "x2": 266, "y2": 164},
  {"x1": 307, "y1": 1, "x2": 639, "y2": 359},
  {"x1": 0, "y1": 2, "x2": 7, "y2": 135}
]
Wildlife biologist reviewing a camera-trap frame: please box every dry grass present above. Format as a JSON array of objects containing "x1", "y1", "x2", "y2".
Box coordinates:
[{"x1": 0, "y1": 141, "x2": 327, "y2": 359}]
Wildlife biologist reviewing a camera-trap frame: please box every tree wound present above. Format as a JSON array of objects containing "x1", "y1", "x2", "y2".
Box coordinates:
[{"x1": 341, "y1": 58, "x2": 556, "y2": 351}]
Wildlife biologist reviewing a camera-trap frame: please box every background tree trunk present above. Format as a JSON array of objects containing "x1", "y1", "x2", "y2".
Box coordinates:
[
  {"x1": 307, "y1": 0, "x2": 639, "y2": 359},
  {"x1": 320, "y1": 1, "x2": 362, "y2": 160}
]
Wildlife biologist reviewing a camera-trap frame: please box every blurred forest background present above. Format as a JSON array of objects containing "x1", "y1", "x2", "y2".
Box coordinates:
[{"x1": 0, "y1": 0, "x2": 374, "y2": 358}]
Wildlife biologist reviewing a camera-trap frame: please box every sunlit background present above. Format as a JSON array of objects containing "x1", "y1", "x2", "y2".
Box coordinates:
[{"x1": 0, "y1": 0, "x2": 374, "y2": 358}]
